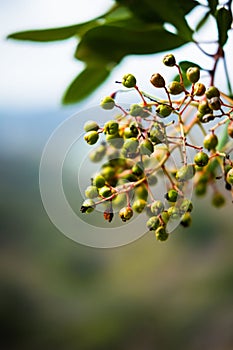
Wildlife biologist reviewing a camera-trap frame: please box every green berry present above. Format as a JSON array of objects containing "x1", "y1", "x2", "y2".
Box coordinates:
[
  {"x1": 150, "y1": 200, "x2": 164, "y2": 215},
  {"x1": 99, "y1": 186, "x2": 112, "y2": 198},
  {"x1": 165, "y1": 189, "x2": 178, "y2": 202},
  {"x1": 119, "y1": 207, "x2": 133, "y2": 222},
  {"x1": 122, "y1": 74, "x2": 136, "y2": 88},
  {"x1": 156, "y1": 104, "x2": 173, "y2": 118},
  {"x1": 129, "y1": 104, "x2": 150, "y2": 118},
  {"x1": 80, "y1": 199, "x2": 95, "y2": 213},
  {"x1": 163, "y1": 54, "x2": 176, "y2": 67},
  {"x1": 167, "y1": 206, "x2": 180, "y2": 219},
  {"x1": 132, "y1": 161, "x2": 144, "y2": 176},
  {"x1": 167, "y1": 81, "x2": 184, "y2": 95},
  {"x1": 194, "y1": 151, "x2": 209, "y2": 167},
  {"x1": 93, "y1": 174, "x2": 105, "y2": 188},
  {"x1": 100, "y1": 96, "x2": 115, "y2": 110},
  {"x1": 85, "y1": 185, "x2": 99, "y2": 199},
  {"x1": 186, "y1": 67, "x2": 200, "y2": 83},
  {"x1": 89, "y1": 143, "x2": 106, "y2": 162},
  {"x1": 132, "y1": 199, "x2": 147, "y2": 213},
  {"x1": 179, "y1": 199, "x2": 193, "y2": 213},
  {"x1": 193, "y1": 82, "x2": 206, "y2": 96},
  {"x1": 150, "y1": 73, "x2": 166, "y2": 88},
  {"x1": 155, "y1": 226, "x2": 169, "y2": 241},
  {"x1": 160, "y1": 211, "x2": 170, "y2": 225},
  {"x1": 123, "y1": 138, "x2": 139, "y2": 154},
  {"x1": 205, "y1": 86, "x2": 220, "y2": 99},
  {"x1": 176, "y1": 164, "x2": 196, "y2": 182},
  {"x1": 226, "y1": 168, "x2": 233, "y2": 185},
  {"x1": 195, "y1": 182, "x2": 207, "y2": 196},
  {"x1": 227, "y1": 120, "x2": 233, "y2": 138},
  {"x1": 203, "y1": 133, "x2": 218, "y2": 151},
  {"x1": 84, "y1": 131, "x2": 99, "y2": 145},
  {"x1": 104, "y1": 120, "x2": 119, "y2": 135},
  {"x1": 208, "y1": 97, "x2": 221, "y2": 110},
  {"x1": 198, "y1": 101, "x2": 212, "y2": 114},
  {"x1": 212, "y1": 192, "x2": 225, "y2": 207},
  {"x1": 149, "y1": 123, "x2": 164, "y2": 143},
  {"x1": 180, "y1": 212, "x2": 192, "y2": 227},
  {"x1": 146, "y1": 216, "x2": 160, "y2": 231},
  {"x1": 84, "y1": 120, "x2": 99, "y2": 132},
  {"x1": 101, "y1": 165, "x2": 115, "y2": 181},
  {"x1": 135, "y1": 184, "x2": 148, "y2": 200},
  {"x1": 139, "y1": 139, "x2": 154, "y2": 156}
]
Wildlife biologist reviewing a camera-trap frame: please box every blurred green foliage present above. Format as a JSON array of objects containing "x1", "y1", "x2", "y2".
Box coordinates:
[{"x1": 7, "y1": 0, "x2": 233, "y2": 103}]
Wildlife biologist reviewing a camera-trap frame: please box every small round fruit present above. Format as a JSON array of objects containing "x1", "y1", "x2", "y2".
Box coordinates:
[
  {"x1": 167, "y1": 81, "x2": 184, "y2": 95},
  {"x1": 84, "y1": 131, "x2": 99, "y2": 145},
  {"x1": 156, "y1": 104, "x2": 173, "y2": 118},
  {"x1": 186, "y1": 67, "x2": 200, "y2": 83},
  {"x1": 123, "y1": 138, "x2": 139, "y2": 153},
  {"x1": 98, "y1": 186, "x2": 113, "y2": 198},
  {"x1": 80, "y1": 199, "x2": 95, "y2": 213},
  {"x1": 193, "y1": 82, "x2": 206, "y2": 96},
  {"x1": 132, "y1": 199, "x2": 147, "y2": 213},
  {"x1": 146, "y1": 216, "x2": 160, "y2": 231},
  {"x1": 101, "y1": 166, "x2": 115, "y2": 181},
  {"x1": 150, "y1": 73, "x2": 165, "y2": 88},
  {"x1": 205, "y1": 86, "x2": 220, "y2": 99},
  {"x1": 160, "y1": 211, "x2": 170, "y2": 225},
  {"x1": 119, "y1": 207, "x2": 133, "y2": 222},
  {"x1": 150, "y1": 200, "x2": 164, "y2": 215},
  {"x1": 163, "y1": 54, "x2": 176, "y2": 67},
  {"x1": 226, "y1": 168, "x2": 233, "y2": 185},
  {"x1": 176, "y1": 164, "x2": 196, "y2": 182},
  {"x1": 132, "y1": 161, "x2": 144, "y2": 176},
  {"x1": 180, "y1": 212, "x2": 192, "y2": 227},
  {"x1": 139, "y1": 139, "x2": 154, "y2": 156},
  {"x1": 167, "y1": 206, "x2": 180, "y2": 220},
  {"x1": 84, "y1": 120, "x2": 99, "y2": 132},
  {"x1": 149, "y1": 123, "x2": 164, "y2": 143},
  {"x1": 198, "y1": 101, "x2": 212, "y2": 114},
  {"x1": 93, "y1": 174, "x2": 105, "y2": 188},
  {"x1": 104, "y1": 120, "x2": 119, "y2": 135},
  {"x1": 195, "y1": 183, "x2": 207, "y2": 196},
  {"x1": 211, "y1": 192, "x2": 225, "y2": 207},
  {"x1": 179, "y1": 199, "x2": 193, "y2": 213},
  {"x1": 135, "y1": 184, "x2": 148, "y2": 200},
  {"x1": 155, "y1": 226, "x2": 169, "y2": 241},
  {"x1": 194, "y1": 151, "x2": 209, "y2": 167},
  {"x1": 106, "y1": 134, "x2": 124, "y2": 149},
  {"x1": 165, "y1": 189, "x2": 178, "y2": 202},
  {"x1": 100, "y1": 96, "x2": 115, "y2": 110},
  {"x1": 85, "y1": 185, "x2": 98, "y2": 199},
  {"x1": 122, "y1": 74, "x2": 136, "y2": 88},
  {"x1": 208, "y1": 97, "x2": 221, "y2": 110},
  {"x1": 203, "y1": 133, "x2": 218, "y2": 151}
]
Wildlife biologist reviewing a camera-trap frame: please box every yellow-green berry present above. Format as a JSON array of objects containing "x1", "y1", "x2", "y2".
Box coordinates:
[
  {"x1": 93, "y1": 174, "x2": 105, "y2": 188},
  {"x1": 84, "y1": 120, "x2": 99, "y2": 132},
  {"x1": 106, "y1": 134, "x2": 124, "y2": 149},
  {"x1": 150, "y1": 73, "x2": 166, "y2": 88},
  {"x1": 100, "y1": 96, "x2": 115, "y2": 110},
  {"x1": 132, "y1": 199, "x2": 147, "y2": 213},
  {"x1": 85, "y1": 185, "x2": 99, "y2": 199},
  {"x1": 150, "y1": 200, "x2": 164, "y2": 215},
  {"x1": 99, "y1": 186, "x2": 112, "y2": 198},
  {"x1": 165, "y1": 189, "x2": 178, "y2": 202},
  {"x1": 186, "y1": 67, "x2": 200, "y2": 83},
  {"x1": 203, "y1": 133, "x2": 218, "y2": 150},
  {"x1": 212, "y1": 192, "x2": 225, "y2": 207},
  {"x1": 119, "y1": 206, "x2": 133, "y2": 222},
  {"x1": 132, "y1": 161, "x2": 144, "y2": 176},
  {"x1": 167, "y1": 81, "x2": 184, "y2": 95},
  {"x1": 226, "y1": 168, "x2": 233, "y2": 185},
  {"x1": 156, "y1": 104, "x2": 173, "y2": 118},
  {"x1": 104, "y1": 120, "x2": 119, "y2": 135},
  {"x1": 180, "y1": 212, "x2": 192, "y2": 227},
  {"x1": 163, "y1": 54, "x2": 176, "y2": 67},
  {"x1": 123, "y1": 138, "x2": 139, "y2": 154},
  {"x1": 205, "y1": 86, "x2": 220, "y2": 99},
  {"x1": 155, "y1": 226, "x2": 169, "y2": 241},
  {"x1": 84, "y1": 131, "x2": 99, "y2": 145},
  {"x1": 122, "y1": 74, "x2": 136, "y2": 88},
  {"x1": 146, "y1": 216, "x2": 160, "y2": 231},
  {"x1": 167, "y1": 206, "x2": 180, "y2": 219},
  {"x1": 80, "y1": 199, "x2": 95, "y2": 213},
  {"x1": 139, "y1": 139, "x2": 154, "y2": 156},
  {"x1": 179, "y1": 199, "x2": 193, "y2": 213},
  {"x1": 135, "y1": 184, "x2": 148, "y2": 200},
  {"x1": 176, "y1": 164, "x2": 196, "y2": 182},
  {"x1": 194, "y1": 151, "x2": 209, "y2": 167}
]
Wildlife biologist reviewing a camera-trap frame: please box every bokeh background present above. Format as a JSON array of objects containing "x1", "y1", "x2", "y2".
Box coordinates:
[{"x1": 1, "y1": 1, "x2": 233, "y2": 349}]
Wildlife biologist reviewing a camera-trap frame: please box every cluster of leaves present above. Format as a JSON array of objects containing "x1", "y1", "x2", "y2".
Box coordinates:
[
  {"x1": 7, "y1": 0, "x2": 233, "y2": 103},
  {"x1": 81, "y1": 55, "x2": 233, "y2": 241}
]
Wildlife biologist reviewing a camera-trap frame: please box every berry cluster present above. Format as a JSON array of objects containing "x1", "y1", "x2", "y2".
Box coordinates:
[{"x1": 81, "y1": 54, "x2": 233, "y2": 241}]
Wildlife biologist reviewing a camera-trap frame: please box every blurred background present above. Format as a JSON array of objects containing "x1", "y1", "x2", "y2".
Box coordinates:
[{"x1": 1, "y1": 1, "x2": 233, "y2": 349}]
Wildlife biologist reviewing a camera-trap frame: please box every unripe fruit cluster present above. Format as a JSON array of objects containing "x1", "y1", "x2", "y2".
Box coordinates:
[{"x1": 81, "y1": 54, "x2": 233, "y2": 241}]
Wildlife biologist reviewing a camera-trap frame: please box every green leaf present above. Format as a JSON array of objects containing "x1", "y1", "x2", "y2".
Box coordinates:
[
  {"x1": 216, "y1": 7, "x2": 233, "y2": 47},
  {"x1": 75, "y1": 23, "x2": 188, "y2": 65},
  {"x1": 62, "y1": 66, "x2": 110, "y2": 104},
  {"x1": 207, "y1": 0, "x2": 218, "y2": 15},
  {"x1": 116, "y1": 0, "x2": 198, "y2": 40},
  {"x1": 7, "y1": 20, "x2": 101, "y2": 42}
]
